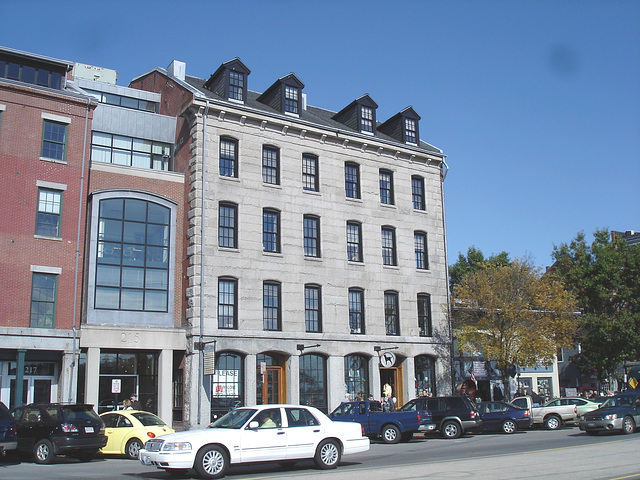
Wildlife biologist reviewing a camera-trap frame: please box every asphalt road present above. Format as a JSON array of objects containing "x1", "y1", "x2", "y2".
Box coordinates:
[{"x1": 2, "y1": 427, "x2": 640, "y2": 480}]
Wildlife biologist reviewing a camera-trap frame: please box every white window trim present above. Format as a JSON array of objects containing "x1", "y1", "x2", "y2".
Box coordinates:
[
  {"x1": 36, "y1": 180, "x2": 67, "y2": 191},
  {"x1": 30, "y1": 265, "x2": 62, "y2": 275},
  {"x1": 41, "y1": 112, "x2": 71, "y2": 124}
]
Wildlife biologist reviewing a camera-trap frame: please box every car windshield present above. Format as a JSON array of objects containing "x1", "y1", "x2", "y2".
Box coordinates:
[
  {"x1": 210, "y1": 408, "x2": 257, "y2": 429},
  {"x1": 601, "y1": 396, "x2": 636, "y2": 408},
  {"x1": 132, "y1": 412, "x2": 166, "y2": 426}
]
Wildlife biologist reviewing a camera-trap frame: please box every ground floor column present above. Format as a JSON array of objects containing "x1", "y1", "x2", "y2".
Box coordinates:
[
  {"x1": 60, "y1": 350, "x2": 77, "y2": 404},
  {"x1": 327, "y1": 355, "x2": 344, "y2": 412},
  {"x1": 157, "y1": 349, "x2": 173, "y2": 424},
  {"x1": 288, "y1": 354, "x2": 299, "y2": 405},
  {"x1": 245, "y1": 354, "x2": 257, "y2": 407},
  {"x1": 85, "y1": 347, "x2": 100, "y2": 406}
]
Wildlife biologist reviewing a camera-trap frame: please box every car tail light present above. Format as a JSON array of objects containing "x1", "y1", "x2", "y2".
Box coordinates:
[
  {"x1": 523, "y1": 410, "x2": 530, "y2": 417},
  {"x1": 362, "y1": 425, "x2": 366, "y2": 436},
  {"x1": 417, "y1": 412, "x2": 422, "y2": 424},
  {"x1": 574, "y1": 406, "x2": 578, "y2": 415},
  {"x1": 470, "y1": 410, "x2": 478, "y2": 419},
  {"x1": 61, "y1": 423, "x2": 79, "y2": 433},
  {"x1": 147, "y1": 432, "x2": 156, "y2": 438}
]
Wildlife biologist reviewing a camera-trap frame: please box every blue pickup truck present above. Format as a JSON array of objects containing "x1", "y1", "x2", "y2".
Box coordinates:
[{"x1": 329, "y1": 400, "x2": 435, "y2": 443}]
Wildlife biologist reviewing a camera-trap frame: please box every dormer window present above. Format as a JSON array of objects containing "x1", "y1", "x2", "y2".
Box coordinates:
[
  {"x1": 229, "y1": 70, "x2": 244, "y2": 101},
  {"x1": 284, "y1": 85, "x2": 299, "y2": 114},
  {"x1": 361, "y1": 106, "x2": 373, "y2": 133},
  {"x1": 405, "y1": 118, "x2": 417, "y2": 144}
]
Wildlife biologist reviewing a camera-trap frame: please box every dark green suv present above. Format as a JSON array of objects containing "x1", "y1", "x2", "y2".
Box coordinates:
[{"x1": 399, "y1": 396, "x2": 482, "y2": 439}]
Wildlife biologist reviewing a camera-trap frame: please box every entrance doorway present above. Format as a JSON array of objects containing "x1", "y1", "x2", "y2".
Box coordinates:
[
  {"x1": 98, "y1": 375, "x2": 138, "y2": 413},
  {"x1": 256, "y1": 353, "x2": 286, "y2": 405},
  {"x1": 380, "y1": 367, "x2": 403, "y2": 407}
]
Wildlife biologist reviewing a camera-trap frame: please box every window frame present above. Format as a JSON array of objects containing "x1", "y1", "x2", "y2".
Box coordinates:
[
  {"x1": 218, "y1": 277, "x2": 238, "y2": 329},
  {"x1": 379, "y1": 169, "x2": 394, "y2": 205},
  {"x1": 417, "y1": 293, "x2": 432, "y2": 337},
  {"x1": 30, "y1": 272, "x2": 58, "y2": 328},
  {"x1": 284, "y1": 85, "x2": 299, "y2": 114},
  {"x1": 344, "y1": 162, "x2": 361, "y2": 199},
  {"x1": 262, "y1": 145, "x2": 280, "y2": 185},
  {"x1": 384, "y1": 290, "x2": 400, "y2": 336},
  {"x1": 228, "y1": 70, "x2": 245, "y2": 102},
  {"x1": 346, "y1": 221, "x2": 363, "y2": 262},
  {"x1": 302, "y1": 154, "x2": 319, "y2": 192},
  {"x1": 304, "y1": 284, "x2": 322, "y2": 333},
  {"x1": 218, "y1": 202, "x2": 238, "y2": 249},
  {"x1": 411, "y1": 175, "x2": 426, "y2": 210},
  {"x1": 348, "y1": 288, "x2": 365, "y2": 334},
  {"x1": 262, "y1": 208, "x2": 281, "y2": 253},
  {"x1": 219, "y1": 137, "x2": 238, "y2": 178},
  {"x1": 414, "y1": 231, "x2": 429, "y2": 270},
  {"x1": 360, "y1": 105, "x2": 374, "y2": 133},
  {"x1": 263, "y1": 281, "x2": 282, "y2": 331},
  {"x1": 381, "y1": 226, "x2": 397, "y2": 266},
  {"x1": 303, "y1": 215, "x2": 320, "y2": 258},
  {"x1": 404, "y1": 117, "x2": 417, "y2": 144},
  {"x1": 41, "y1": 120, "x2": 67, "y2": 161},
  {"x1": 36, "y1": 188, "x2": 62, "y2": 237}
]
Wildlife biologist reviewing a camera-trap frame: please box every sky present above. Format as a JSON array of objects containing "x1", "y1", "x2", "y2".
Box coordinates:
[{"x1": 2, "y1": 0, "x2": 638, "y2": 267}]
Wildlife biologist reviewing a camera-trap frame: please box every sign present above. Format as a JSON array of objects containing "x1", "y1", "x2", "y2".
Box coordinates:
[
  {"x1": 379, "y1": 351, "x2": 396, "y2": 368},
  {"x1": 204, "y1": 350, "x2": 215, "y2": 375},
  {"x1": 260, "y1": 361, "x2": 267, "y2": 375},
  {"x1": 111, "y1": 378, "x2": 122, "y2": 394},
  {"x1": 211, "y1": 370, "x2": 240, "y2": 397}
]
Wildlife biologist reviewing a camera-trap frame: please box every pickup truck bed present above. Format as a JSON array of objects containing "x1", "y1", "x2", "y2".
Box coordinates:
[{"x1": 512, "y1": 396, "x2": 577, "y2": 430}]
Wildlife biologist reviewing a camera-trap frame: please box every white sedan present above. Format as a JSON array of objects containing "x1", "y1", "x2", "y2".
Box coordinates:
[{"x1": 139, "y1": 404, "x2": 370, "y2": 479}]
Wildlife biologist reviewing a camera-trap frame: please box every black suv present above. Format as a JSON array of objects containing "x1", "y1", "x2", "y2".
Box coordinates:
[
  {"x1": 11, "y1": 403, "x2": 107, "y2": 464},
  {"x1": 399, "y1": 396, "x2": 482, "y2": 439},
  {"x1": 0, "y1": 401, "x2": 17, "y2": 455}
]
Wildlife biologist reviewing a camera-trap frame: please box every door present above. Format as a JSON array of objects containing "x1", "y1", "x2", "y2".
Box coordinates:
[
  {"x1": 257, "y1": 367, "x2": 285, "y2": 405},
  {"x1": 240, "y1": 407, "x2": 287, "y2": 462},
  {"x1": 98, "y1": 375, "x2": 138, "y2": 413},
  {"x1": 380, "y1": 367, "x2": 403, "y2": 407},
  {"x1": 284, "y1": 407, "x2": 324, "y2": 459}
]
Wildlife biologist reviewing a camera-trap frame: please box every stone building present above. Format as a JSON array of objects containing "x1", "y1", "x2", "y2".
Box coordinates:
[{"x1": 132, "y1": 58, "x2": 452, "y2": 426}]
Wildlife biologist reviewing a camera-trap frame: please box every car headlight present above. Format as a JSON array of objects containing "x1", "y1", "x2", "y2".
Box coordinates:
[
  {"x1": 604, "y1": 414, "x2": 618, "y2": 420},
  {"x1": 162, "y1": 442, "x2": 192, "y2": 452}
]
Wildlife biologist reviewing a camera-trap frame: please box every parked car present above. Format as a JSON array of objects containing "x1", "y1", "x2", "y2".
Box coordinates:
[
  {"x1": 11, "y1": 403, "x2": 107, "y2": 464},
  {"x1": 544, "y1": 397, "x2": 600, "y2": 425},
  {"x1": 329, "y1": 400, "x2": 435, "y2": 443},
  {"x1": 579, "y1": 392, "x2": 640, "y2": 435},
  {"x1": 139, "y1": 404, "x2": 369, "y2": 479},
  {"x1": 511, "y1": 395, "x2": 577, "y2": 430},
  {"x1": 477, "y1": 401, "x2": 532, "y2": 434},
  {"x1": 100, "y1": 410, "x2": 174, "y2": 459},
  {"x1": 398, "y1": 396, "x2": 482, "y2": 439},
  {"x1": 0, "y1": 401, "x2": 17, "y2": 455}
]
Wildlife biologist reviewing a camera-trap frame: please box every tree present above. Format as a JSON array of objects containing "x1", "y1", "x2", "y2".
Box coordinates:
[
  {"x1": 550, "y1": 229, "x2": 640, "y2": 384},
  {"x1": 452, "y1": 259, "x2": 579, "y2": 400},
  {"x1": 449, "y1": 246, "x2": 511, "y2": 292}
]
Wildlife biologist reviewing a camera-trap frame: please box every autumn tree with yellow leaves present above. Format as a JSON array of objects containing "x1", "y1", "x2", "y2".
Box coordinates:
[{"x1": 451, "y1": 258, "x2": 579, "y2": 400}]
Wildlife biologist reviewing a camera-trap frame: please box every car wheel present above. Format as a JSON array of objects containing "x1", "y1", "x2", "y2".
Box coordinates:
[
  {"x1": 33, "y1": 439, "x2": 55, "y2": 464},
  {"x1": 501, "y1": 419, "x2": 517, "y2": 434},
  {"x1": 125, "y1": 438, "x2": 143, "y2": 460},
  {"x1": 194, "y1": 445, "x2": 228, "y2": 479},
  {"x1": 314, "y1": 439, "x2": 341, "y2": 469},
  {"x1": 441, "y1": 420, "x2": 461, "y2": 439},
  {"x1": 545, "y1": 415, "x2": 561, "y2": 430},
  {"x1": 622, "y1": 416, "x2": 635, "y2": 434},
  {"x1": 381, "y1": 424, "x2": 401, "y2": 444}
]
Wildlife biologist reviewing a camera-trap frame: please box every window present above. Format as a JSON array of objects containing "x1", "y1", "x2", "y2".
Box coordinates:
[
  {"x1": 219, "y1": 137, "x2": 238, "y2": 177},
  {"x1": 303, "y1": 215, "x2": 320, "y2": 257},
  {"x1": 30, "y1": 273, "x2": 57, "y2": 328},
  {"x1": 42, "y1": 120, "x2": 67, "y2": 161},
  {"x1": 218, "y1": 202, "x2": 237, "y2": 248},
  {"x1": 405, "y1": 118, "x2": 417, "y2": 144},
  {"x1": 381, "y1": 227, "x2": 397, "y2": 266},
  {"x1": 414, "y1": 231, "x2": 428, "y2": 269},
  {"x1": 36, "y1": 188, "x2": 62, "y2": 237},
  {"x1": 305, "y1": 284, "x2": 322, "y2": 333},
  {"x1": 284, "y1": 85, "x2": 299, "y2": 114},
  {"x1": 211, "y1": 353, "x2": 244, "y2": 415},
  {"x1": 263, "y1": 281, "x2": 281, "y2": 331},
  {"x1": 349, "y1": 288, "x2": 365, "y2": 334},
  {"x1": 384, "y1": 291, "x2": 399, "y2": 335},
  {"x1": 83, "y1": 89, "x2": 157, "y2": 112},
  {"x1": 344, "y1": 355, "x2": 368, "y2": 400},
  {"x1": 263, "y1": 209, "x2": 280, "y2": 253},
  {"x1": 0, "y1": 60, "x2": 63, "y2": 89},
  {"x1": 361, "y1": 106, "x2": 373, "y2": 133},
  {"x1": 345, "y1": 162, "x2": 360, "y2": 199},
  {"x1": 229, "y1": 71, "x2": 244, "y2": 101},
  {"x1": 91, "y1": 132, "x2": 171, "y2": 171},
  {"x1": 415, "y1": 355, "x2": 436, "y2": 397},
  {"x1": 94, "y1": 198, "x2": 170, "y2": 312},
  {"x1": 299, "y1": 355, "x2": 327, "y2": 412},
  {"x1": 411, "y1": 175, "x2": 426, "y2": 210},
  {"x1": 262, "y1": 146, "x2": 279, "y2": 185},
  {"x1": 418, "y1": 293, "x2": 432, "y2": 336},
  {"x1": 218, "y1": 278, "x2": 237, "y2": 329},
  {"x1": 346, "y1": 221, "x2": 362, "y2": 262},
  {"x1": 379, "y1": 169, "x2": 394, "y2": 205},
  {"x1": 302, "y1": 154, "x2": 319, "y2": 192}
]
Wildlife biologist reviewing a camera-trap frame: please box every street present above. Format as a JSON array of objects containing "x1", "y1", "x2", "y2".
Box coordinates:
[{"x1": 2, "y1": 427, "x2": 640, "y2": 480}]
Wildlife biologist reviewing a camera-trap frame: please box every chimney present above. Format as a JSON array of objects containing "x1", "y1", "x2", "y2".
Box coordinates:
[{"x1": 167, "y1": 60, "x2": 186, "y2": 81}]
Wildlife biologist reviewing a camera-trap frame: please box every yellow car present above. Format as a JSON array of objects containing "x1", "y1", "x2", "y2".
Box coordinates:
[{"x1": 100, "y1": 410, "x2": 174, "y2": 459}]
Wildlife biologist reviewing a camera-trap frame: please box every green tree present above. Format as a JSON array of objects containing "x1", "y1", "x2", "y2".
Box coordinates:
[
  {"x1": 449, "y1": 246, "x2": 511, "y2": 292},
  {"x1": 551, "y1": 229, "x2": 640, "y2": 384},
  {"x1": 452, "y1": 259, "x2": 578, "y2": 400}
]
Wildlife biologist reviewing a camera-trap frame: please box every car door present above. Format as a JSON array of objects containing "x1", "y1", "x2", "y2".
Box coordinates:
[
  {"x1": 284, "y1": 407, "x2": 324, "y2": 460},
  {"x1": 16, "y1": 406, "x2": 43, "y2": 450},
  {"x1": 240, "y1": 408, "x2": 287, "y2": 463},
  {"x1": 102, "y1": 412, "x2": 131, "y2": 454},
  {"x1": 481, "y1": 403, "x2": 502, "y2": 431}
]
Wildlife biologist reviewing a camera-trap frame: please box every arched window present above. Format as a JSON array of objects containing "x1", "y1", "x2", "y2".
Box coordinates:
[
  {"x1": 415, "y1": 355, "x2": 436, "y2": 397},
  {"x1": 344, "y1": 354, "x2": 369, "y2": 400},
  {"x1": 211, "y1": 352, "x2": 244, "y2": 419},
  {"x1": 300, "y1": 354, "x2": 327, "y2": 412}
]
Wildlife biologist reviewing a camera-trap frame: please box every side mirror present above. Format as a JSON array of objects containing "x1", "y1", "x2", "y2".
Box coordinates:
[{"x1": 248, "y1": 421, "x2": 259, "y2": 429}]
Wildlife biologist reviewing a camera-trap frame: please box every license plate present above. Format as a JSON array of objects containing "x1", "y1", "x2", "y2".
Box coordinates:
[
  {"x1": 141, "y1": 454, "x2": 152, "y2": 465},
  {"x1": 85, "y1": 426, "x2": 94, "y2": 433},
  {"x1": 587, "y1": 423, "x2": 595, "y2": 428}
]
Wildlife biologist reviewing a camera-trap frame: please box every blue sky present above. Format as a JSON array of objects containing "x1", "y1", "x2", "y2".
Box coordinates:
[{"x1": 2, "y1": 0, "x2": 638, "y2": 267}]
